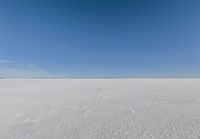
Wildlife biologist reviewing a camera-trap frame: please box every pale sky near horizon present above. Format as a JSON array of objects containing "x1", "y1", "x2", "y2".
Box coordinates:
[{"x1": 0, "y1": 0, "x2": 200, "y2": 78}]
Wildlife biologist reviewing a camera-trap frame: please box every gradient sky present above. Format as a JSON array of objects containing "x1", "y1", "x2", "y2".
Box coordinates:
[{"x1": 0, "y1": 0, "x2": 200, "y2": 78}]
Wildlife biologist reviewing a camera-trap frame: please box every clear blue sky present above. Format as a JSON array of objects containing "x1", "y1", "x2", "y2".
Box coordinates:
[{"x1": 0, "y1": 0, "x2": 200, "y2": 78}]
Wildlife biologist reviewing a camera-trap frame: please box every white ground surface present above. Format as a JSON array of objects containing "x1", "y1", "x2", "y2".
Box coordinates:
[{"x1": 0, "y1": 79, "x2": 200, "y2": 139}]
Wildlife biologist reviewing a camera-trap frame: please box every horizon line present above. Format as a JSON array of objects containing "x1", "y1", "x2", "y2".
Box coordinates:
[{"x1": 1, "y1": 76, "x2": 200, "y2": 79}]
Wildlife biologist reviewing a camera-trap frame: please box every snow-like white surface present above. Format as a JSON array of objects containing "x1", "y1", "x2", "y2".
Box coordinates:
[{"x1": 0, "y1": 79, "x2": 200, "y2": 139}]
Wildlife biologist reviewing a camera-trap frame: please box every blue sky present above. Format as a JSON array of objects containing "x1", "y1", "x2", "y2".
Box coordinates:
[{"x1": 0, "y1": 0, "x2": 200, "y2": 78}]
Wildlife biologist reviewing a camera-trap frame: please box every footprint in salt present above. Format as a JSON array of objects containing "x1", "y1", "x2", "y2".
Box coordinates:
[{"x1": 126, "y1": 109, "x2": 136, "y2": 117}]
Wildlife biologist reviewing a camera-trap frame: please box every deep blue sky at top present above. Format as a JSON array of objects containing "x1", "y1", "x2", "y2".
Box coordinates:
[{"x1": 0, "y1": 0, "x2": 200, "y2": 77}]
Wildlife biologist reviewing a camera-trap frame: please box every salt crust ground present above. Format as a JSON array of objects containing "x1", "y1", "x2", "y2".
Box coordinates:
[{"x1": 0, "y1": 79, "x2": 200, "y2": 139}]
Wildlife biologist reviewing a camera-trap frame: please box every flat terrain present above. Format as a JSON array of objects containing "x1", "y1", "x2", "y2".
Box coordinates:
[{"x1": 0, "y1": 79, "x2": 200, "y2": 139}]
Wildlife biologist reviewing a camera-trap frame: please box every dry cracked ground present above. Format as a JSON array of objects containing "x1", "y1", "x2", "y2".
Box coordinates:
[{"x1": 0, "y1": 79, "x2": 200, "y2": 139}]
